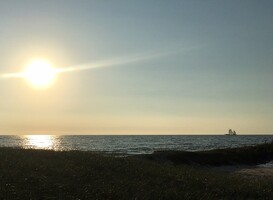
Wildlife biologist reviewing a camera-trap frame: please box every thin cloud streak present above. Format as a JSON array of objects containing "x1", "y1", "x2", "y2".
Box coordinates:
[
  {"x1": 1, "y1": 72, "x2": 24, "y2": 79},
  {"x1": 0, "y1": 46, "x2": 193, "y2": 80},
  {"x1": 56, "y1": 51, "x2": 170, "y2": 74}
]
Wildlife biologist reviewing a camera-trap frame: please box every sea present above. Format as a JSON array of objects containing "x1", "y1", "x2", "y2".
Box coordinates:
[{"x1": 0, "y1": 135, "x2": 272, "y2": 155}]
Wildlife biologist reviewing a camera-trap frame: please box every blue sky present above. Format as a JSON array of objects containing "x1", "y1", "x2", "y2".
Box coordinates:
[{"x1": 0, "y1": 0, "x2": 273, "y2": 134}]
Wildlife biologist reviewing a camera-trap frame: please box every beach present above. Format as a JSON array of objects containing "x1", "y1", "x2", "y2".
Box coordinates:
[
  {"x1": 1, "y1": 1, "x2": 273, "y2": 199},
  {"x1": 1, "y1": 142, "x2": 273, "y2": 199}
]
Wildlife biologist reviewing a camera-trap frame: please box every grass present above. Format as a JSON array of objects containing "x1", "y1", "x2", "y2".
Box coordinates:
[
  {"x1": 144, "y1": 141, "x2": 273, "y2": 166},
  {"x1": 0, "y1": 143, "x2": 272, "y2": 199}
]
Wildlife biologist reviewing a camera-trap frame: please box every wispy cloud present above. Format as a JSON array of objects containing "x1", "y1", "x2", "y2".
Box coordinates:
[{"x1": 0, "y1": 46, "x2": 195, "y2": 80}]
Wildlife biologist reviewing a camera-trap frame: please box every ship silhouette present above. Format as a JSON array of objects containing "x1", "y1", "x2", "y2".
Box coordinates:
[{"x1": 225, "y1": 129, "x2": 237, "y2": 136}]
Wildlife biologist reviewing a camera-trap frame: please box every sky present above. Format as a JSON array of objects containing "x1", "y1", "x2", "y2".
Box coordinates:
[{"x1": 0, "y1": 0, "x2": 273, "y2": 134}]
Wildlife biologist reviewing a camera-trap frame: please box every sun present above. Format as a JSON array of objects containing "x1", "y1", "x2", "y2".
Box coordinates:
[{"x1": 23, "y1": 59, "x2": 57, "y2": 89}]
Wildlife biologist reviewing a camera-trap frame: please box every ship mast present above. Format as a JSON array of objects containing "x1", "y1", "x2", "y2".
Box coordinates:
[{"x1": 229, "y1": 129, "x2": 233, "y2": 134}]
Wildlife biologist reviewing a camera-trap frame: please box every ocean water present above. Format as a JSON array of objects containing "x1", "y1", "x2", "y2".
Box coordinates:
[{"x1": 0, "y1": 135, "x2": 272, "y2": 155}]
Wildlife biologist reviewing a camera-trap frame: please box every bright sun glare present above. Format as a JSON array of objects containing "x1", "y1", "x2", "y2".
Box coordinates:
[{"x1": 24, "y1": 59, "x2": 57, "y2": 89}]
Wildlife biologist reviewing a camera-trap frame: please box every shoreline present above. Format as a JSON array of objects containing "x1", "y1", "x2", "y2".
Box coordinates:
[
  {"x1": 1, "y1": 143, "x2": 273, "y2": 199},
  {"x1": 140, "y1": 141, "x2": 273, "y2": 166}
]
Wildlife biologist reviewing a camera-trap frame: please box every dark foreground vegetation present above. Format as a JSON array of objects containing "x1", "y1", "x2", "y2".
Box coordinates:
[
  {"x1": 0, "y1": 143, "x2": 273, "y2": 200},
  {"x1": 145, "y1": 141, "x2": 273, "y2": 166}
]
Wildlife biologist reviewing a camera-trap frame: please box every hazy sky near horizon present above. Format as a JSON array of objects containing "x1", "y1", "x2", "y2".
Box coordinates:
[{"x1": 0, "y1": 0, "x2": 273, "y2": 134}]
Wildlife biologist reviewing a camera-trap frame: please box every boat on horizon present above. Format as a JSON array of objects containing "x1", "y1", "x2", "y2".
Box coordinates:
[{"x1": 225, "y1": 129, "x2": 237, "y2": 136}]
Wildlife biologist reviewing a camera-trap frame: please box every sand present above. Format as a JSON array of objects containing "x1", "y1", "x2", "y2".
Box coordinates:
[
  {"x1": 207, "y1": 165, "x2": 273, "y2": 179},
  {"x1": 235, "y1": 167, "x2": 273, "y2": 179}
]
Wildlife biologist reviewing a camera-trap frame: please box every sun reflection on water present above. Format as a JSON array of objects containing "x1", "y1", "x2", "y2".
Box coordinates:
[{"x1": 25, "y1": 135, "x2": 54, "y2": 149}]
